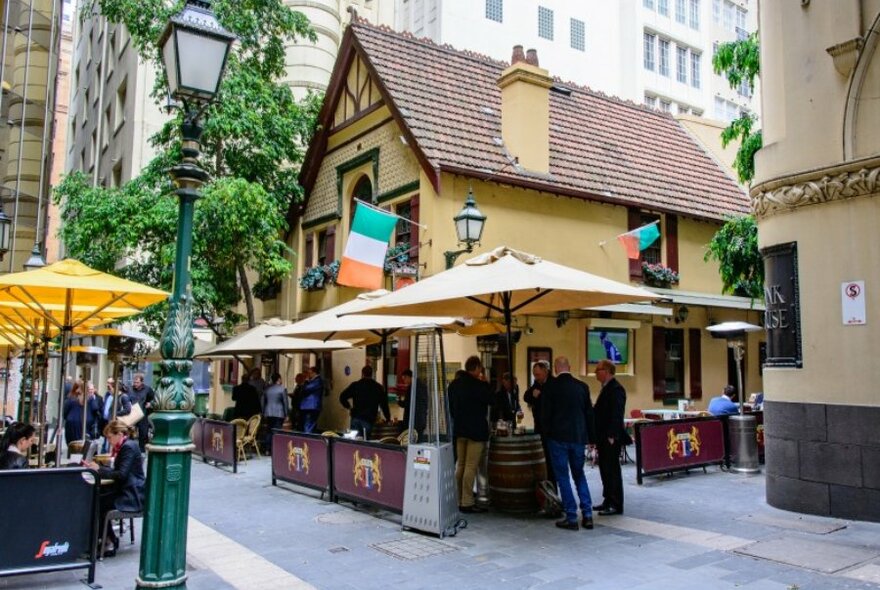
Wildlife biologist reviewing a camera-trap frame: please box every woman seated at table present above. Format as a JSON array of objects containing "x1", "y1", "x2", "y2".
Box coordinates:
[
  {"x1": 84, "y1": 419, "x2": 145, "y2": 557},
  {"x1": 0, "y1": 422, "x2": 36, "y2": 469}
]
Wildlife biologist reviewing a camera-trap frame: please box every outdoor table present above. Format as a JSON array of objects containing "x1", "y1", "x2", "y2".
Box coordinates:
[{"x1": 487, "y1": 432, "x2": 546, "y2": 512}]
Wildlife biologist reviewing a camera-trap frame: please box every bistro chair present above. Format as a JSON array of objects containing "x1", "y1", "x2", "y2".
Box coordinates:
[
  {"x1": 230, "y1": 418, "x2": 248, "y2": 463},
  {"x1": 241, "y1": 415, "x2": 262, "y2": 459},
  {"x1": 321, "y1": 431, "x2": 339, "y2": 437},
  {"x1": 100, "y1": 509, "x2": 143, "y2": 560},
  {"x1": 377, "y1": 436, "x2": 400, "y2": 445},
  {"x1": 397, "y1": 429, "x2": 410, "y2": 446}
]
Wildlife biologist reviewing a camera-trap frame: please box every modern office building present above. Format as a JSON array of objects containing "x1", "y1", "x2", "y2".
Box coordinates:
[{"x1": 0, "y1": 0, "x2": 67, "y2": 272}]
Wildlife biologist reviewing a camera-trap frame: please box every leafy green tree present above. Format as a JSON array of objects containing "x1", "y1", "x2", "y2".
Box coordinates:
[
  {"x1": 706, "y1": 33, "x2": 763, "y2": 298},
  {"x1": 56, "y1": 0, "x2": 319, "y2": 334},
  {"x1": 705, "y1": 215, "x2": 763, "y2": 299},
  {"x1": 712, "y1": 32, "x2": 761, "y2": 184}
]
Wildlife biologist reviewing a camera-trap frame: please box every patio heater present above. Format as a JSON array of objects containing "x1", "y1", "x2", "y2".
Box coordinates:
[
  {"x1": 402, "y1": 326, "x2": 462, "y2": 537},
  {"x1": 707, "y1": 321, "x2": 763, "y2": 474}
]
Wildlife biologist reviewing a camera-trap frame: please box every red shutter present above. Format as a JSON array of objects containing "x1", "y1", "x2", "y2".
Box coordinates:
[
  {"x1": 666, "y1": 214, "x2": 679, "y2": 273},
  {"x1": 325, "y1": 225, "x2": 336, "y2": 263},
  {"x1": 304, "y1": 233, "x2": 313, "y2": 268},
  {"x1": 688, "y1": 328, "x2": 702, "y2": 399},
  {"x1": 410, "y1": 195, "x2": 420, "y2": 264},
  {"x1": 652, "y1": 327, "x2": 666, "y2": 399},
  {"x1": 628, "y1": 208, "x2": 642, "y2": 279}
]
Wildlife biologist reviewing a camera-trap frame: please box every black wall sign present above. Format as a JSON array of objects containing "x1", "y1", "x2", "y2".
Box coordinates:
[{"x1": 761, "y1": 242, "x2": 802, "y2": 368}]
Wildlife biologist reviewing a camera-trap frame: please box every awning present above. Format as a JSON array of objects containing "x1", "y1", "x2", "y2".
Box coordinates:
[
  {"x1": 646, "y1": 288, "x2": 765, "y2": 311},
  {"x1": 587, "y1": 303, "x2": 673, "y2": 316}
]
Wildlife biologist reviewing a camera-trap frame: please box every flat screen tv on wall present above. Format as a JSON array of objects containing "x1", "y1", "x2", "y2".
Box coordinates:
[{"x1": 587, "y1": 328, "x2": 630, "y2": 365}]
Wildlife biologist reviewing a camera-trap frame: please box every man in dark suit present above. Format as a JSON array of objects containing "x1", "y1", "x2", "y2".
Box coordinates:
[
  {"x1": 593, "y1": 359, "x2": 627, "y2": 516},
  {"x1": 541, "y1": 356, "x2": 596, "y2": 531},
  {"x1": 524, "y1": 360, "x2": 556, "y2": 495},
  {"x1": 129, "y1": 373, "x2": 155, "y2": 452},
  {"x1": 339, "y1": 365, "x2": 390, "y2": 439}
]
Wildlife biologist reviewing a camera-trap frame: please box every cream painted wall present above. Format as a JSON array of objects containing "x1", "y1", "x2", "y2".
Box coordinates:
[
  {"x1": 754, "y1": 1, "x2": 862, "y2": 184},
  {"x1": 758, "y1": 196, "x2": 880, "y2": 406}
]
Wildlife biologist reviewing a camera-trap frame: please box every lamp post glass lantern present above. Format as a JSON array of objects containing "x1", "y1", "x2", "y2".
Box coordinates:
[
  {"x1": 444, "y1": 187, "x2": 487, "y2": 268},
  {"x1": 137, "y1": 2, "x2": 234, "y2": 589},
  {"x1": 0, "y1": 210, "x2": 10, "y2": 260}
]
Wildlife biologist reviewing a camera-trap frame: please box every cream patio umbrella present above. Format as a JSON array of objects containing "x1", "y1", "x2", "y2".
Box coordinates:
[
  {"x1": 0, "y1": 259, "x2": 168, "y2": 465},
  {"x1": 196, "y1": 318, "x2": 353, "y2": 358},
  {"x1": 346, "y1": 246, "x2": 659, "y2": 370},
  {"x1": 276, "y1": 290, "x2": 459, "y2": 391}
]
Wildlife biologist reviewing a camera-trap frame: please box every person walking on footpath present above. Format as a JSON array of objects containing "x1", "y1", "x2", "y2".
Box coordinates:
[
  {"x1": 448, "y1": 355, "x2": 493, "y2": 514},
  {"x1": 340, "y1": 365, "x2": 390, "y2": 439},
  {"x1": 593, "y1": 359, "x2": 628, "y2": 516},
  {"x1": 129, "y1": 373, "x2": 155, "y2": 452},
  {"x1": 299, "y1": 366, "x2": 324, "y2": 434},
  {"x1": 541, "y1": 356, "x2": 596, "y2": 530},
  {"x1": 262, "y1": 373, "x2": 289, "y2": 452}
]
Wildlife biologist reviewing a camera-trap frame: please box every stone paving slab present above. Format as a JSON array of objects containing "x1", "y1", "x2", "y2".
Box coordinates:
[
  {"x1": 735, "y1": 536, "x2": 880, "y2": 574},
  {"x1": 737, "y1": 512, "x2": 849, "y2": 535}
]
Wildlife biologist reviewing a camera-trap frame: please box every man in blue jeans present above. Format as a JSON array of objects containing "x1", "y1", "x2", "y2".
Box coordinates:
[{"x1": 541, "y1": 356, "x2": 596, "y2": 530}]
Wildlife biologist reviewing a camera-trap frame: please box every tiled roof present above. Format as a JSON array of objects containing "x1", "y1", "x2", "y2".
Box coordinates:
[{"x1": 330, "y1": 22, "x2": 749, "y2": 221}]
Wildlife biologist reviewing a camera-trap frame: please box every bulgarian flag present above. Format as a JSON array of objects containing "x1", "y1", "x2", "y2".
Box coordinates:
[
  {"x1": 336, "y1": 202, "x2": 399, "y2": 289},
  {"x1": 617, "y1": 221, "x2": 660, "y2": 259}
]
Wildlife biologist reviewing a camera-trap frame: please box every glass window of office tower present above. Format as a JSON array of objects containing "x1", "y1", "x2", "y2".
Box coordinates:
[
  {"x1": 538, "y1": 6, "x2": 554, "y2": 40},
  {"x1": 659, "y1": 39, "x2": 670, "y2": 76},
  {"x1": 676, "y1": 0, "x2": 686, "y2": 23},
  {"x1": 658, "y1": 0, "x2": 669, "y2": 16},
  {"x1": 644, "y1": 32, "x2": 656, "y2": 70},
  {"x1": 689, "y1": 0, "x2": 700, "y2": 29},
  {"x1": 570, "y1": 18, "x2": 585, "y2": 51},
  {"x1": 676, "y1": 45, "x2": 687, "y2": 83},
  {"x1": 485, "y1": 0, "x2": 502, "y2": 23},
  {"x1": 690, "y1": 51, "x2": 701, "y2": 88}
]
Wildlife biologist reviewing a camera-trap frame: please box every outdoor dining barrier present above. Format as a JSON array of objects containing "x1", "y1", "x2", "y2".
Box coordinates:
[
  {"x1": 270, "y1": 433, "x2": 408, "y2": 513},
  {"x1": 331, "y1": 438, "x2": 407, "y2": 513},
  {"x1": 634, "y1": 415, "x2": 727, "y2": 484},
  {"x1": 0, "y1": 467, "x2": 99, "y2": 587},
  {"x1": 199, "y1": 418, "x2": 238, "y2": 473},
  {"x1": 271, "y1": 431, "x2": 332, "y2": 498},
  {"x1": 191, "y1": 417, "x2": 205, "y2": 457}
]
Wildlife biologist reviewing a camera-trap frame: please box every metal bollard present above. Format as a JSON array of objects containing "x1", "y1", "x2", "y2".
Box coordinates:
[{"x1": 729, "y1": 414, "x2": 760, "y2": 473}]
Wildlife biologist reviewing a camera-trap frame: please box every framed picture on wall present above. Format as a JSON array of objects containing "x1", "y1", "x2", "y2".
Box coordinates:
[{"x1": 527, "y1": 347, "x2": 552, "y2": 372}]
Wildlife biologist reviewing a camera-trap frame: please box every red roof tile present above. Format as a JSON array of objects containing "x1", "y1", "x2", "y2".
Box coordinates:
[{"x1": 311, "y1": 22, "x2": 749, "y2": 222}]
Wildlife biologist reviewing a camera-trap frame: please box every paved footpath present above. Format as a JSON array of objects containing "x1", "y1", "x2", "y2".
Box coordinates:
[{"x1": 5, "y1": 457, "x2": 880, "y2": 590}]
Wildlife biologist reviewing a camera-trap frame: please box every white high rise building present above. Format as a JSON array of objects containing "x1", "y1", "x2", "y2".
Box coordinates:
[{"x1": 394, "y1": 0, "x2": 759, "y2": 120}]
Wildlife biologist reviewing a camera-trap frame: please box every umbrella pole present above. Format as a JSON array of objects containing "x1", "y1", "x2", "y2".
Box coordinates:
[
  {"x1": 55, "y1": 292, "x2": 72, "y2": 467},
  {"x1": 503, "y1": 292, "x2": 515, "y2": 380},
  {"x1": 1, "y1": 348, "x2": 9, "y2": 422},
  {"x1": 37, "y1": 329, "x2": 50, "y2": 467},
  {"x1": 17, "y1": 340, "x2": 30, "y2": 422}
]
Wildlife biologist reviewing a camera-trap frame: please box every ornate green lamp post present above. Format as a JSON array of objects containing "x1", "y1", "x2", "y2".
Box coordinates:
[
  {"x1": 443, "y1": 187, "x2": 487, "y2": 269},
  {"x1": 137, "y1": 2, "x2": 234, "y2": 589}
]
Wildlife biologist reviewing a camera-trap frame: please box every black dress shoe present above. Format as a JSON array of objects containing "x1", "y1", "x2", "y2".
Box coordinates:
[
  {"x1": 555, "y1": 518, "x2": 578, "y2": 530},
  {"x1": 581, "y1": 516, "x2": 594, "y2": 530},
  {"x1": 592, "y1": 503, "x2": 608, "y2": 511},
  {"x1": 598, "y1": 507, "x2": 622, "y2": 516}
]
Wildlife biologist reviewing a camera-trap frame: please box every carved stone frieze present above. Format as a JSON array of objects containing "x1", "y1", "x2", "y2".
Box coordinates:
[{"x1": 751, "y1": 159, "x2": 880, "y2": 219}]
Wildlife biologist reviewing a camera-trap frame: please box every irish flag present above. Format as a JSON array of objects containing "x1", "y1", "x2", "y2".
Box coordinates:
[
  {"x1": 336, "y1": 202, "x2": 399, "y2": 289},
  {"x1": 617, "y1": 221, "x2": 660, "y2": 259}
]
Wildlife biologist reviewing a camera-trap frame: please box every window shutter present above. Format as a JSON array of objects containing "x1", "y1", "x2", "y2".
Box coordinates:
[
  {"x1": 688, "y1": 328, "x2": 702, "y2": 399},
  {"x1": 666, "y1": 214, "x2": 679, "y2": 272},
  {"x1": 652, "y1": 327, "x2": 666, "y2": 399},
  {"x1": 628, "y1": 208, "x2": 643, "y2": 279},
  {"x1": 304, "y1": 233, "x2": 313, "y2": 268},
  {"x1": 397, "y1": 336, "x2": 411, "y2": 388},
  {"x1": 325, "y1": 225, "x2": 336, "y2": 263},
  {"x1": 410, "y1": 195, "x2": 420, "y2": 263}
]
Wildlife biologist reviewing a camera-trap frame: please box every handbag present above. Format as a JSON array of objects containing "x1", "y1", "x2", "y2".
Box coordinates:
[{"x1": 119, "y1": 402, "x2": 145, "y2": 427}]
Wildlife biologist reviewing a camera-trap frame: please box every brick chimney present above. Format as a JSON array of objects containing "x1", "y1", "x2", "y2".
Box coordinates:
[{"x1": 497, "y1": 46, "x2": 552, "y2": 173}]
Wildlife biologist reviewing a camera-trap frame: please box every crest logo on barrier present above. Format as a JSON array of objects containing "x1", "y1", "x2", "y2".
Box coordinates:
[
  {"x1": 288, "y1": 441, "x2": 310, "y2": 474},
  {"x1": 353, "y1": 450, "x2": 382, "y2": 491},
  {"x1": 667, "y1": 426, "x2": 702, "y2": 459},
  {"x1": 211, "y1": 429, "x2": 223, "y2": 452}
]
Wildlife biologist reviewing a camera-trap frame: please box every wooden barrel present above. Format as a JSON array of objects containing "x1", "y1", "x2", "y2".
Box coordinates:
[
  {"x1": 488, "y1": 434, "x2": 547, "y2": 512},
  {"x1": 369, "y1": 422, "x2": 402, "y2": 441}
]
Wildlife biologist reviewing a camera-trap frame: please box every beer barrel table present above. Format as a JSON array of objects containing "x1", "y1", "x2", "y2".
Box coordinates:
[{"x1": 488, "y1": 434, "x2": 547, "y2": 512}]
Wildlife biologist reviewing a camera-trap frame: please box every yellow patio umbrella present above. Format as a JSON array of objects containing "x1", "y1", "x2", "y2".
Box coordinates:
[{"x1": 0, "y1": 259, "x2": 168, "y2": 465}]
